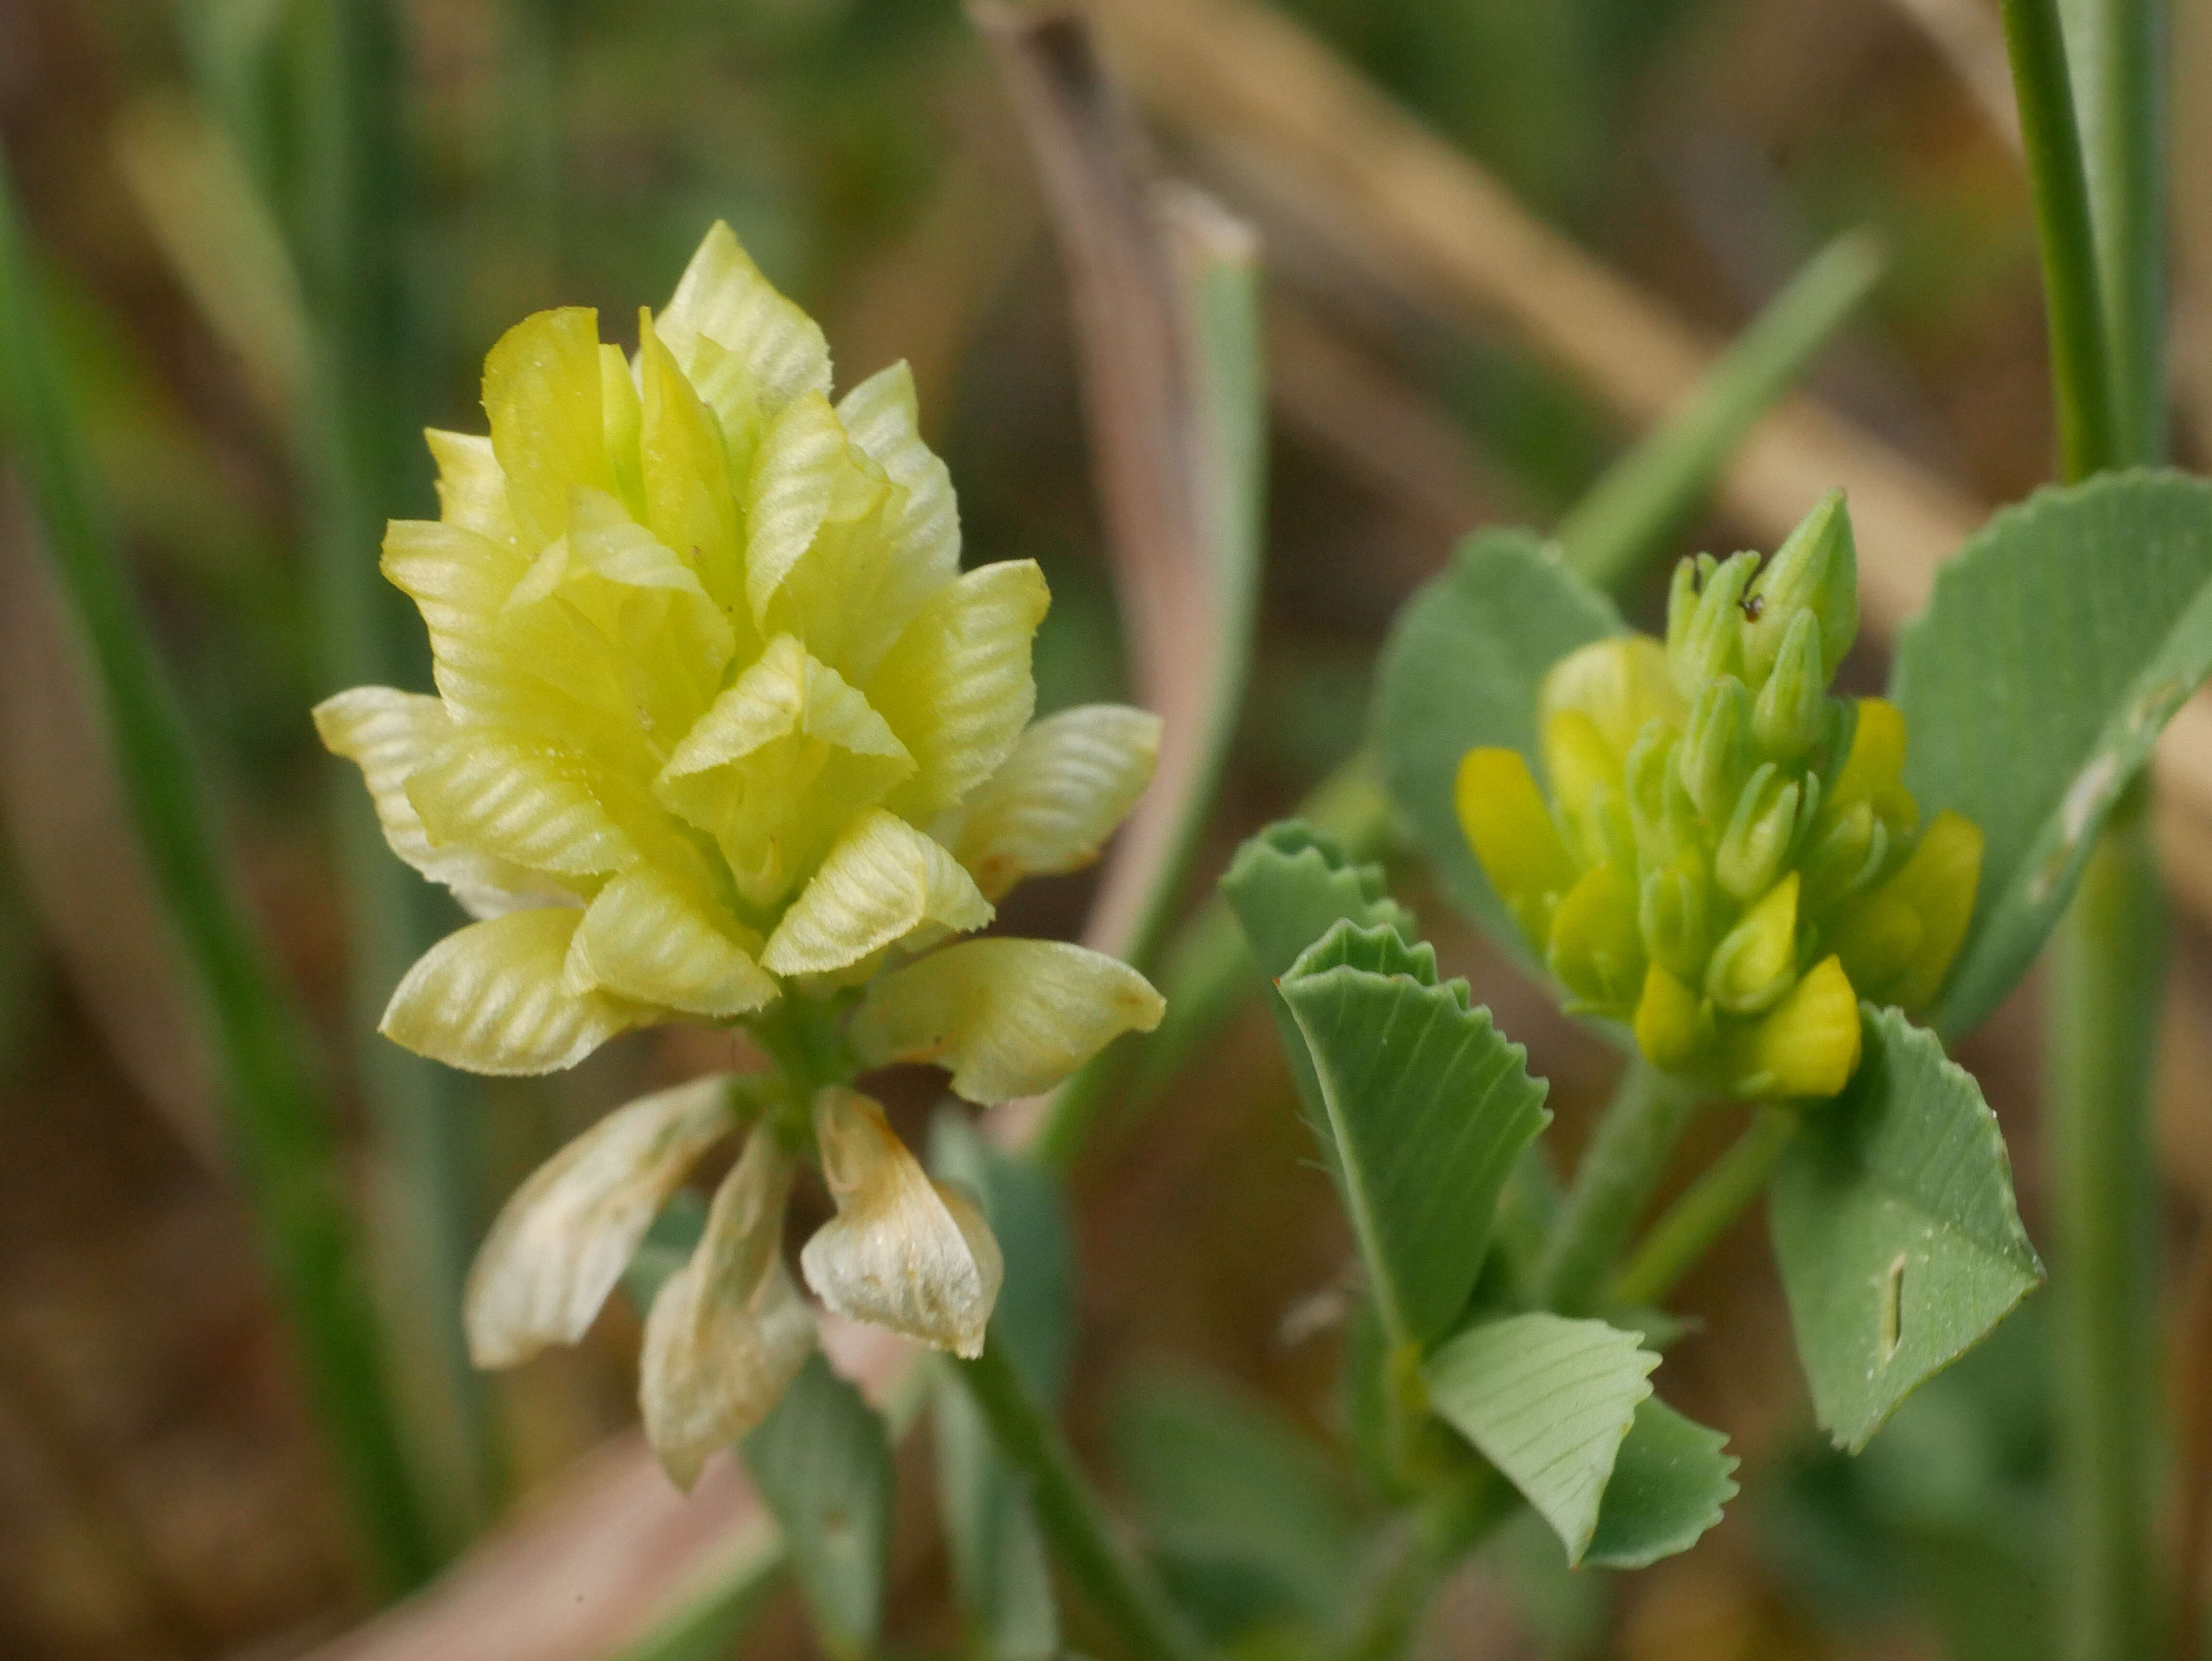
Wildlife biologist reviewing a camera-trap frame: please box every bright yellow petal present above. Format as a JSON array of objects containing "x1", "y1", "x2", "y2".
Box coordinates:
[
  {"x1": 869, "y1": 561, "x2": 1049, "y2": 821},
  {"x1": 950, "y1": 704, "x2": 1161, "y2": 900},
  {"x1": 761, "y1": 810, "x2": 992, "y2": 976},
  {"x1": 406, "y1": 730, "x2": 638, "y2": 879},
  {"x1": 849, "y1": 937, "x2": 1165, "y2": 1102},
  {"x1": 1705, "y1": 872, "x2": 1801, "y2": 1015},
  {"x1": 655, "y1": 220, "x2": 831, "y2": 424},
  {"x1": 799, "y1": 1088, "x2": 1003, "y2": 1356},
  {"x1": 482, "y1": 306, "x2": 617, "y2": 547},
  {"x1": 1538, "y1": 635, "x2": 1685, "y2": 756},
  {"x1": 639, "y1": 1125, "x2": 815, "y2": 1488},
  {"x1": 381, "y1": 910, "x2": 654, "y2": 1074},
  {"x1": 1546, "y1": 862, "x2": 1645, "y2": 1014},
  {"x1": 1836, "y1": 808, "x2": 1983, "y2": 1011},
  {"x1": 1827, "y1": 697, "x2": 1918, "y2": 835},
  {"x1": 657, "y1": 635, "x2": 915, "y2": 906},
  {"x1": 426, "y1": 429, "x2": 516, "y2": 545},
  {"x1": 1455, "y1": 747, "x2": 1580, "y2": 950},
  {"x1": 1729, "y1": 955, "x2": 1862, "y2": 1100},
  {"x1": 463, "y1": 1073, "x2": 739, "y2": 1367},
  {"x1": 1632, "y1": 962, "x2": 1707, "y2": 1074},
  {"x1": 313, "y1": 686, "x2": 569, "y2": 917},
  {"x1": 566, "y1": 866, "x2": 778, "y2": 1017}
]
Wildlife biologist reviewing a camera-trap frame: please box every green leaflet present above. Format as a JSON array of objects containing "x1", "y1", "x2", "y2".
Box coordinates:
[
  {"x1": 1372, "y1": 527, "x2": 1621, "y2": 961},
  {"x1": 1276, "y1": 915, "x2": 1546, "y2": 1394},
  {"x1": 741, "y1": 1353, "x2": 895, "y2": 1661},
  {"x1": 1219, "y1": 821, "x2": 1418, "y2": 1141},
  {"x1": 1279, "y1": 921, "x2": 1551, "y2": 1349},
  {"x1": 1770, "y1": 1006, "x2": 2043, "y2": 1453},
  {"x1": 1421, "y1": 1312, "x2": 1656, "y2": 1566},
  {"x1": 1890, "y1": 470, "x2": 2212, "y2": 1036},
  {"x1": 1109, "y1": 1366, "x2": 1369, "y2": 1640},
  {"x1": 1583, "y1": 1397, "x2": 1739, "y2": 1569},
  {"x1": 928, "y1": 1113, "x2": 1069, "y2": 1661}
]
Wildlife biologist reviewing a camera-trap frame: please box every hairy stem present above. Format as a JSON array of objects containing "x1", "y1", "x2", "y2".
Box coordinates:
[
  {"x1": 952, "y1": 1330, "x2": 1210, "y2": 1661},
  {"x1": 1534, "y1": 1059, "x2": 1702, "y2": 1316}
]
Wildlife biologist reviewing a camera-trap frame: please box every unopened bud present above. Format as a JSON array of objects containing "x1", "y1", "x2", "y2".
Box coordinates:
[
  {"x1": 1715, "y1": 764, "x2": 1804, "y2": 902},
  {"x1": 1633, "y1": 963, "x2": 1708, "y2": 1074},
  {"x1": 1801, "y1": 798, "x2": 1890, "y2": 913},
  {"x1": 1745, "y1": 489, "x2": 1857, "y2": 685},
  {"x1": 1727, "y1": 954, "x2": 1861, "y2": 1100},
  {"x1": 1625, "y1": 722, "x2": 1694, "y2": 867},
  {"x1": 1679, "y1": 676, "x2": 1753, "y2": 823},
  {"x1": 1670, "y1": 550, "x2": 1757, "y2": 696},
  {"x1": 1546, "y1": 862, "x2": 1645, "y2": 1014},
  {"x1": 1640, "y1": 858, "x2": 1712, "y2": 979},
  {"x1": 1706, "y1": 873, "x2": 1800, "y2": 1015},
  {"x1": 1752, "y1": 611, "x2": 1827, "y2": 761}
]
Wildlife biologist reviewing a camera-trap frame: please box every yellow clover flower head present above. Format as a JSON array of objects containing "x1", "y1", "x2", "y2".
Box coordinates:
[
  {"x1": 316, "y1": 223, "x2": 1166, "y2": 1481},
  {"x1": 1456, "y1": 492, "x2": 1981, "y2": 1101}
]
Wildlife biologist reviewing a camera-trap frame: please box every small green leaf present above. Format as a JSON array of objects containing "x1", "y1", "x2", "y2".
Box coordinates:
[
  {"x1": 1891, "y1": 471, "x2": 2212, "y2": 1035},
  {"x1": 1770, "y1": 1006, "x2": 2043, "y2": 1452},
  {"x1": 741, "y1": 1352, "x2": 894, "y2": 1661},
  {"x1": 1373, "y1": 527, "x2": 1620, "y2": 958},
  {"x1": 1583, "y1": 1397, "x2": 1739, "y2": 1569},
  {"x1": 1421, "y1": 1312, "x2": 1656, "y2": 1565},
  {"x1": 1279, "y1": 923, "x2": 1551, "y2": 1347},
  {"x1": 1109, "y1": 1366, "x2": 1368, "y2": 1639},
  {"x1": 1220, "y1": 821, "x2": 1417, "y2": 1138},
  {"x1": 927, "y1": 1113, "x2": 1069, "y2": 1661}
]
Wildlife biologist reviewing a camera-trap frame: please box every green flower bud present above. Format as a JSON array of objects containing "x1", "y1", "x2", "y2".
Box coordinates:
[
  {"x1": 1665, "y1": 555, "x2": 1706, "y2": 662},
  {"x1": 1800, "y1": 797, "x2": 1890, "y2": 913},
  {"x1": 1751, "y1": 610, "x2": 1826, "y2": 761},
  {"x1": 1678, "y1": 675, "x2": 1752, "y2": 823},
  {"x1": 1715, "y1": 763, "x2": 1803, "y2": 902},
  {"x1": 1640, "y1": 858, "x2": 1712, "y2": 980},
  {"x1": 1624, "y1": 720, "x2": 1696, "y2": 867},
  {"x1": 1705, "y1": 874, "x2": 1800, "y2": 1015},
  {"x1": 1744, "y1": 489, "x2": 1856, "y2": 686},
  {"x1": 1669, "y1": 550, "x2": 1757, "y2": 697}
]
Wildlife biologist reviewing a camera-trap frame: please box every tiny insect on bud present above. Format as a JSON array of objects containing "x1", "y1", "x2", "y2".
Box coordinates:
[{"x1": 1670, "y1": 550, "x2": 1758, "y2": 696}]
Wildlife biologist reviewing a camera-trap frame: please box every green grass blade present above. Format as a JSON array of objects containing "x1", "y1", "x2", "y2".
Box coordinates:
[
  {"x1": 1554, "y1": 229, "x2": 1887, "y2": 591},
  {"x1": 0, "y1": 149, "x2": 437, "y2": 1592}
]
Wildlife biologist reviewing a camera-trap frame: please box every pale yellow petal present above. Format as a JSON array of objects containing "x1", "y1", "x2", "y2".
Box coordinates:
[
  {"x1": 381, "y1": 518, "x2": 534, "y2": 718},
  {"x1": 600, "y1": 342, "x2": 645, "y2": 518},
  {"x1": 657, "y1": 636, "x2": 914, "y2": 905},
  {"x1": 869, "y1": 561, "x2": 1049, "y2": 821},
  {"x1": 406, "y1": 730, "x2": 638, "y2": 879},
  {"x1": 835, "y1": 359, "x2": 960, "y2": 622},
  {"x1": 313, "y1": 686, "x2": 570, "y2": 917},
  {"x1": 799, "y1": 1088, "x2": 1003, "y2": 1356},
  {"x1": 638, "y1": 313, "x2": 746, "y2": 623},
  {"x1": 566, "y1": 866, "x2": 778, "y2": 1017},
  {"x1": 463, "y1": 1073, "x2": 739, "y2": 1367},
  {"x1": 640, "y1": 1125, "x2": 816, "y2": 1488},
  {"x1": 482, "y1": 306, "x2": 618, "y2": 547},
  {"x1": 950, "y1": 704, "x2": 1160, "y2": 899},
  {"x1": 850, "y1": 937, "x2": 1164, "y2": 1102},
  {"x1": 655, "y1": 220, "x2": 831, "y2": 418},
  {"x1": 425, "y1": 429, "x2": 516, "y2": 545},
  {"x1": 744, "y1": 390, "x2": 887, "y2": 630},
  {"x1": 761, "y1": 810, "x2": 991, "y2": 976},
  {"x1": 381, "y1": 910, "x2": 654, "y2": 1074}
]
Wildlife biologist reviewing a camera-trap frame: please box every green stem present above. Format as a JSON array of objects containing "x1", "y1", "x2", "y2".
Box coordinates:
[
  {"x1": 2047, "y1": 800, "x2": 2165, "y2": 1661},
  {"x1": 2001, "y1": 0, "x2": 2120, "y2": 479},
  {"x1": 1607, "y1": 1107, "x2": 1796, "y2": 1310},
  {"x1": 1337, "y1": 1470, "x2": 1516, "y2": 1661},
  {"x1": 951, "y1": 1330, "x2": 1210, "y2": 1661},
  {"x1": 1555, "y1": 229, "x2": 1886, "y2": 592},
  {"x1": 0, "y1": 154, "x2": 437, "y2": 1592},
  {"x1": 1533, "y1": 1059, "x2": 1702, "y2": 1316}
]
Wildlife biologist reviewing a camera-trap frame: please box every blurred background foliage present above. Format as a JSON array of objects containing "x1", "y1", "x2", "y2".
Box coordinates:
[{"x1": 0, "y1": 0, "x2": 2207, "y2": 1656}]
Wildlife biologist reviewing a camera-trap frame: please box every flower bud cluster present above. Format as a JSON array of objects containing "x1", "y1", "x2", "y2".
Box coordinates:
[{"x1": 1458, "y1": 493, "x2": 1982, "y2": 1100}]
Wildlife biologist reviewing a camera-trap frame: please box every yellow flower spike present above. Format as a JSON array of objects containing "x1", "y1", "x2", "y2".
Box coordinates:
[
  {"x1": 1633, "y1": 962, "x2": 1708, "y2": 1074},
  {"x1": 463, "y1": 1074, "x2": 739, "y2": 1368},
  {"x1": 1729, "y1": 955, "x2": 1862, "y2": 1100},
  {"x1": 850, "y1": 937, "x2": 1166, "y2": 1103},
  {"x1": 1456, "y1": 747, "x2": 1580, "y2": 949},
  {"x1": 381, "y1": 909, "x2": 653, "y2": 1076},
  {"x1": 801, "y1": 1087, "x2": 1005, "y2": 1357},
  {"x1": 640, "y1": 1124, "x2": 815, "y2": 1488},
  {"x1": 950, "y1": 704, "x2": 1163, "y2": 901},
  {"x1": 1705, "y1": 872, "x2": 1801, "y2": 1015},
  {"x1": 1547, "y1": 863, "x2": 1646, "y2": 1014},
  {"x1": 1538, "y1": 635, "x2": 1685, "y2": 756},
  {"x1": 1839, "y1": 809, "x2": 1984, "y2": 1010}
]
